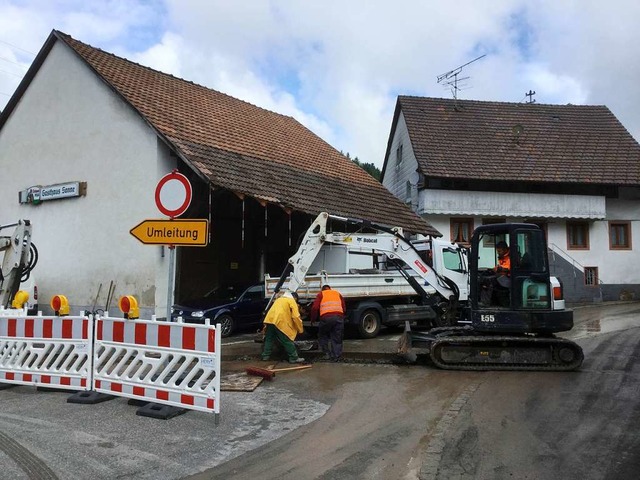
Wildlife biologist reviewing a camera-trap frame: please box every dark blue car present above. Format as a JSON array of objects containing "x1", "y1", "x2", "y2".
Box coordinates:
[{"x1": 171, "y1": 284, "x2": 267, "y2": 337}]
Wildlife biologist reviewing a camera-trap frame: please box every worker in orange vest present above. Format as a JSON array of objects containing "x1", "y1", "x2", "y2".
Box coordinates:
[{"x1": 310, "y1": 284, "x2": 346, "y2": 362}]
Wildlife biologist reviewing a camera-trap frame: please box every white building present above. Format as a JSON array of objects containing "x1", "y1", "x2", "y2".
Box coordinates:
[
  {"x1": 0, "y1": 31, "x2": 432, "y2": 316},
  {"x1": 381, "y1": 96, "x2": 640, "y2": 303}
]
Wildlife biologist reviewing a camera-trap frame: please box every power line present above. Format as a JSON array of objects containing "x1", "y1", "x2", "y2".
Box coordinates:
[
  {"x1": 0, "y1": 55, "x2": 28, "y2": 69},
  {"x1": 0, "y1": 68, "x2": 23, "y2": 78},
  {"x1": 0, "y1": 39, "x2": 36, "y2": 56}
]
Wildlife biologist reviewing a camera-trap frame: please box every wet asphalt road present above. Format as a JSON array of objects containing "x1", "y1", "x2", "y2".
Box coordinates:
[{"x1": 1, "y1": 302, "x2": 640, "y2": 479}]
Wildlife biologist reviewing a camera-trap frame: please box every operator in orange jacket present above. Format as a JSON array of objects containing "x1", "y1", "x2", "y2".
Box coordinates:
[{"x1": 310, "y1": 285, "x2": 346, "y2": 362}]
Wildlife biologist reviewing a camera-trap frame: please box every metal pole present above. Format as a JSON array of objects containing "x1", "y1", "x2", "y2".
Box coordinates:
[{"x1": 167, "y1": 246, "x2": 175, "y2": 321}]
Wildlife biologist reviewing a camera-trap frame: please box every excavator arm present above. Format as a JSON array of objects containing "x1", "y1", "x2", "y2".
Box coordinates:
[
  {"x1": 0, "y1": 220, "x2": 35, "y2": 309},
  {"x1": 270, "y1": 212, "x2": 459, "y2": 311}
]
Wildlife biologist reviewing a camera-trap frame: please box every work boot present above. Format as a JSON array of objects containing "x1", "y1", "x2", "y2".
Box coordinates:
[{"x1": 289, "y1": 357, "x2": 305, "y2": 364}]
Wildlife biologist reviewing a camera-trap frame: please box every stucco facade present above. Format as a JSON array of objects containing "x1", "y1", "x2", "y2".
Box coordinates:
[{"x1": 0, "y1": 41, "x2": 175, "y2": 316}]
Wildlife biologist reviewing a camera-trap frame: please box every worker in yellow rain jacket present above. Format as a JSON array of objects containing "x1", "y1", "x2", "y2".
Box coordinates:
[{"x1": 262, "y1": 291, "x2": 305, "y2": 364}]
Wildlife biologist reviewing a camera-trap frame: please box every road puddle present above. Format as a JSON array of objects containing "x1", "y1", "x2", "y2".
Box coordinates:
[{"x1": 572, "y1": 313, "x2": 640, "y2": 339}]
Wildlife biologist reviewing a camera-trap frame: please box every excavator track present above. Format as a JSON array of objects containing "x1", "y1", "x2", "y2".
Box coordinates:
[{"x1": 429, "y1": 334, "x2": 584, "y2": 371}]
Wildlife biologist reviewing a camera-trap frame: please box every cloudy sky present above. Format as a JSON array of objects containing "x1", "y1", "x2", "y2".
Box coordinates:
[{"x1": 1, "y1": 0, "x2": 639, "y2": 168}]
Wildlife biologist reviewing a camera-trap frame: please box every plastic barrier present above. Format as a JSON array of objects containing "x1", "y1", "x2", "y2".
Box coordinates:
[
  {"x1": 0, "y1": 315, "x2": 93, "y2": 390},
  {"x1": 92, "y1": 316, "x2": 221, "y2": 416}
]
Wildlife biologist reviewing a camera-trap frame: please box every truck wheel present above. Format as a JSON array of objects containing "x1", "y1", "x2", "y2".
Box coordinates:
[{"x1": 357, "y1": 309, "x2": 381, "y2": 339}]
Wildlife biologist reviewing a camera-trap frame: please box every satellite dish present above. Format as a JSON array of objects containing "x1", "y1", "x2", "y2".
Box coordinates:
[
  {"x1": 512, "y1": 124, "x2": 524, "y2": 135},
  {"x1": 409, "y1": 171, "x2": 420, "y2": 186}
]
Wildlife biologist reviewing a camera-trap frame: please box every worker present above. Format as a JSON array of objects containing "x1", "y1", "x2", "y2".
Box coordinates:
[
  {"x1": 494, "y1": 241, "x2": 511, "y2": 276},
  {"x1": 261, "y1": 291, "x2": 305, "y2": 364},
  {"x1": 310, "y1": 284, "x2": 346, "y2": 362},
  {"x1": 480, "y1": 241, "x2": 511, "y2": 306}
]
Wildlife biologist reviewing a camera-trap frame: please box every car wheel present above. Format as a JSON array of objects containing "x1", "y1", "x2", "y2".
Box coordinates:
[
  {"x1": 216, "y1": 314, "x2": 234, "y2": 337},
  {"x1": 357, "y1": 309, "x2": 381, "y2": 339}
]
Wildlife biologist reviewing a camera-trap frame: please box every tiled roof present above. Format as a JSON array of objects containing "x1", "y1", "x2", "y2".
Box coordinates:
[
  {"x1": 395, "y1": 96, "x2": 640, "y2": 186},
  {"x1": 51, "y1": 31, "x2": 437, "y2": 236}
]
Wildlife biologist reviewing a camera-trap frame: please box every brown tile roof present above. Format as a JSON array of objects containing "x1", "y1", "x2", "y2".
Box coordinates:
[
  {"x1": 391, "y1": 96, "x2": 640, "y2": 186},
  {"x1": 50, "y1": 31, "x2": 436, "y2": 235}
]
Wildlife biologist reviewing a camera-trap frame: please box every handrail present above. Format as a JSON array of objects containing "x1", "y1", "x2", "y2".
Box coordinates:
[{"x1": 548, "y1": 243, "x2": 604, "y2": 296}]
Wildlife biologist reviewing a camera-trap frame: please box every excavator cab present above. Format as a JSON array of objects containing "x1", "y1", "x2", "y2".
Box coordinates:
[{"x1": 468, "y1": 223, "x2": 573, "y2": 335}]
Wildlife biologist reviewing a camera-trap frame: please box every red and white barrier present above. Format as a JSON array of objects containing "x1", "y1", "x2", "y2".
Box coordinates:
[
  {"x1": 0, "y1": 315, "x2": 93, "y2": 390},
  {"x1": 93, "y1": 316, "x2": 221, "y2": 415}
]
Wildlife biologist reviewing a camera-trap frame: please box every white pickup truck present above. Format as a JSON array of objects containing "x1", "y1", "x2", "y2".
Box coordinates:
[{"x1": 265, "y1": 217, "x2": 469, "y2": 338}]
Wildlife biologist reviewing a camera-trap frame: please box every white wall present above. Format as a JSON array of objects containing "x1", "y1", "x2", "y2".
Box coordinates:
[
  {"x1": 382, "y1": 112, "x2": 419, "y2": 205},
  {"x1": 425, "y1": 210, "x2": 640, "y2": 285},
  {"x1": 0, "y1": 41, "x2": 173, "y2": 315}
]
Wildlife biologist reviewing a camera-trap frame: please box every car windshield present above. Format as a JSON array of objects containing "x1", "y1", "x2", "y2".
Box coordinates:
[{"x1": 203, "y1": 285, "x2": 245, "y2": 301}]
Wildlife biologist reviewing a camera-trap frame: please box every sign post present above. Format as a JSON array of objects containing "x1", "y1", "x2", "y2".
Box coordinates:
[{"x1": 129, "y1": 170, "x2": 209, "y2": 321}]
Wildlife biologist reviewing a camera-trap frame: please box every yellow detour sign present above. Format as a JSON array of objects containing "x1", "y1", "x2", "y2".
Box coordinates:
[{"x1": 130, "y1": 219, "x2": 209, "y2": 246}]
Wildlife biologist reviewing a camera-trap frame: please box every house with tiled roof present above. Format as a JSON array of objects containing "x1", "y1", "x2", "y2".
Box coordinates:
[
  {"x1": 0, "y1": 30, "x2": 435, "y2": 316},
  {"x1": 381, "y1": 96, "x2": 640, "y2": 302}
]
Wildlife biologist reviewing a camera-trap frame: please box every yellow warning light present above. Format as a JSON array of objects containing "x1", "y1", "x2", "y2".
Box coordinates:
[
  {"x1": 12, "y1": 290, "x2": 29, "y2": 309},
  {"x1": 50, "y1": 295, "x2": 70, "y2": 316},
  {"x1": 118, "y1": 295, "x2": 139, "y2": 319}
]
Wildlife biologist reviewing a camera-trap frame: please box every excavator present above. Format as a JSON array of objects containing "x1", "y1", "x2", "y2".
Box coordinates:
[
  {"x1": 271, "y1": 212, "x2": 584, "y2": 371},
  {"x1": 0, "y1": 220, "x2": 38, "y2": 311}
]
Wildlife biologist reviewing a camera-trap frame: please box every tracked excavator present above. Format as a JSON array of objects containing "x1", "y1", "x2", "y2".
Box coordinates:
[
  {"x1": 0, "y1": 220, "x2": 38, "y2": 311},
  {"x1": 271, "y1": 212, "x2": 583, "y2": 371}
]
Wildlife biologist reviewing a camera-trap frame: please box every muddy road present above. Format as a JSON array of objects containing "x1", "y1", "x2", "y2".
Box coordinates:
[{"x1": 194, "y1": 303, "x2": 640, "y2": 480}]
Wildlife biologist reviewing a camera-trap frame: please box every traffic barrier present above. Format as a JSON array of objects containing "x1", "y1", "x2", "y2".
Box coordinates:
[
  {"x1": 92, "y1": 316, "x2": 221, "y2": 418},
  {"x1": 0, "y1": 315, "x2": 93, "y2": 391}
]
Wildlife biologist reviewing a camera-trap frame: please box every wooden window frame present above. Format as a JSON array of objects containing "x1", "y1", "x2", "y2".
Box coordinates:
[
  {"x1": 584, "y1": 266, "x2": 599, "y2": 286},
  {"x1": 566, "y1": 222, "x2": 589, "y2": 250},
  {"x1": 450, "y1": 217, "x2": 474, "y2": 246},
  {"x1": 608, "y1": 221, "x2": 632, "y2": 250}
]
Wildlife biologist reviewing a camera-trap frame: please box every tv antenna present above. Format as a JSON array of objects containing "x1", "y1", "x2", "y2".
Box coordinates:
[{"x1": 437, "y1": 54, "x2": 486, "y2": 105}]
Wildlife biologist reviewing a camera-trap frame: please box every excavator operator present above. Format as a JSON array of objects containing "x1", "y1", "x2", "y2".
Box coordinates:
[
  {"x1": 494, "y1": 241, "x2": 511, "y2": 276},
  {"x1": 480, "y1": 240, "x2": 511, "y2": 306}
]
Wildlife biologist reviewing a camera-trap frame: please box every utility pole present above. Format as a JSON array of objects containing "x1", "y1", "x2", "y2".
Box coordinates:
[{"x1": 525, "y1": 90, "x2": 536, "y2": 103}]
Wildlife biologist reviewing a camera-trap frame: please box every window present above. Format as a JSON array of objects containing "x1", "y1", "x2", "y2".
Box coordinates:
[
  {"x1": 405, "y1": 181, "x2": 412, "y2": 203},
  {"x1": 566, "y1": 222, "x2": 589, "y2": 250},
  {"x1": 609, "y1": 221, "x2": 631, "y2": 250},
  {"x1": 451, "y1": 218, "x2": 473, "y2": 246},
  {"x1": 527, "y1": 220, "x2": 548, "y2": 241},
  {"x1": 584, "y1": 267, "x2": 599, "y2": 286},
  {"x1": 482, "y1": 218, "x2": 506, "y2": 246},
  {"x1": 442, "y1": 250, "x2": 465, "y2": 272},
  {"x1": 395, "y1": 144, "x2": 403, "y2": 169}
]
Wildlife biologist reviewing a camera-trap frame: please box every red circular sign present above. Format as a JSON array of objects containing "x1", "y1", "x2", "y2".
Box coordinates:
[{"x1": 155, "y1": 171, "x2": 192, "y2": 218}]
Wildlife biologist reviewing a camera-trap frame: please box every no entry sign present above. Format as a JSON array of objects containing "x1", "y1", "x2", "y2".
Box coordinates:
[{"x1": 155, "y1": 171, "x2": 192, "y2": 218}]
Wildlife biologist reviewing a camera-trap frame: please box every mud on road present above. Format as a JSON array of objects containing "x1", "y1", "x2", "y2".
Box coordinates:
[{"x1": 2, "y1": 302, "x2": 640, "y2": 480}]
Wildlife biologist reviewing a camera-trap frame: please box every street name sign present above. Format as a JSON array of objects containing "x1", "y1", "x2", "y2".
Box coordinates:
[{"x1": 130, "y1": 219, "x2": 209, "y2": 246}]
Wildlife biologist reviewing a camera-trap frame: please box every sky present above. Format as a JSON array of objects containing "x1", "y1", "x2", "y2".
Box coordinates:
[{"x1": 1, "y1": 0, "x2": 639, "y2": 169}]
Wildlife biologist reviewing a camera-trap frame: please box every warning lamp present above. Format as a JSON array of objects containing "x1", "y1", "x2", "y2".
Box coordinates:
[
  {"x1": 119, "y1": 295, "x2": 140, "y2": 319},
  {"x1": 11, "y1": 290, "x2": 29, "y2": 309},
  {"x1": 50, "y1": 295, "x2": 70, "y2": 316}
]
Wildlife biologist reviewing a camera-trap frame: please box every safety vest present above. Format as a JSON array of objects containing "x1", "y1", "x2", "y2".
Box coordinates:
[
  {"x1": 498, "y1": 252, "x2": 510, "y2": 271},
  {"x1": 319, "y1": 289, "x2": 344, "y2": 316}
]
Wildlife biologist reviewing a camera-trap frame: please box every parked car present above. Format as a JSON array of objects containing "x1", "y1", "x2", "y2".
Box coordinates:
[{"x1": 171, "y1": 284, "x2": 267, "y2": 337}]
